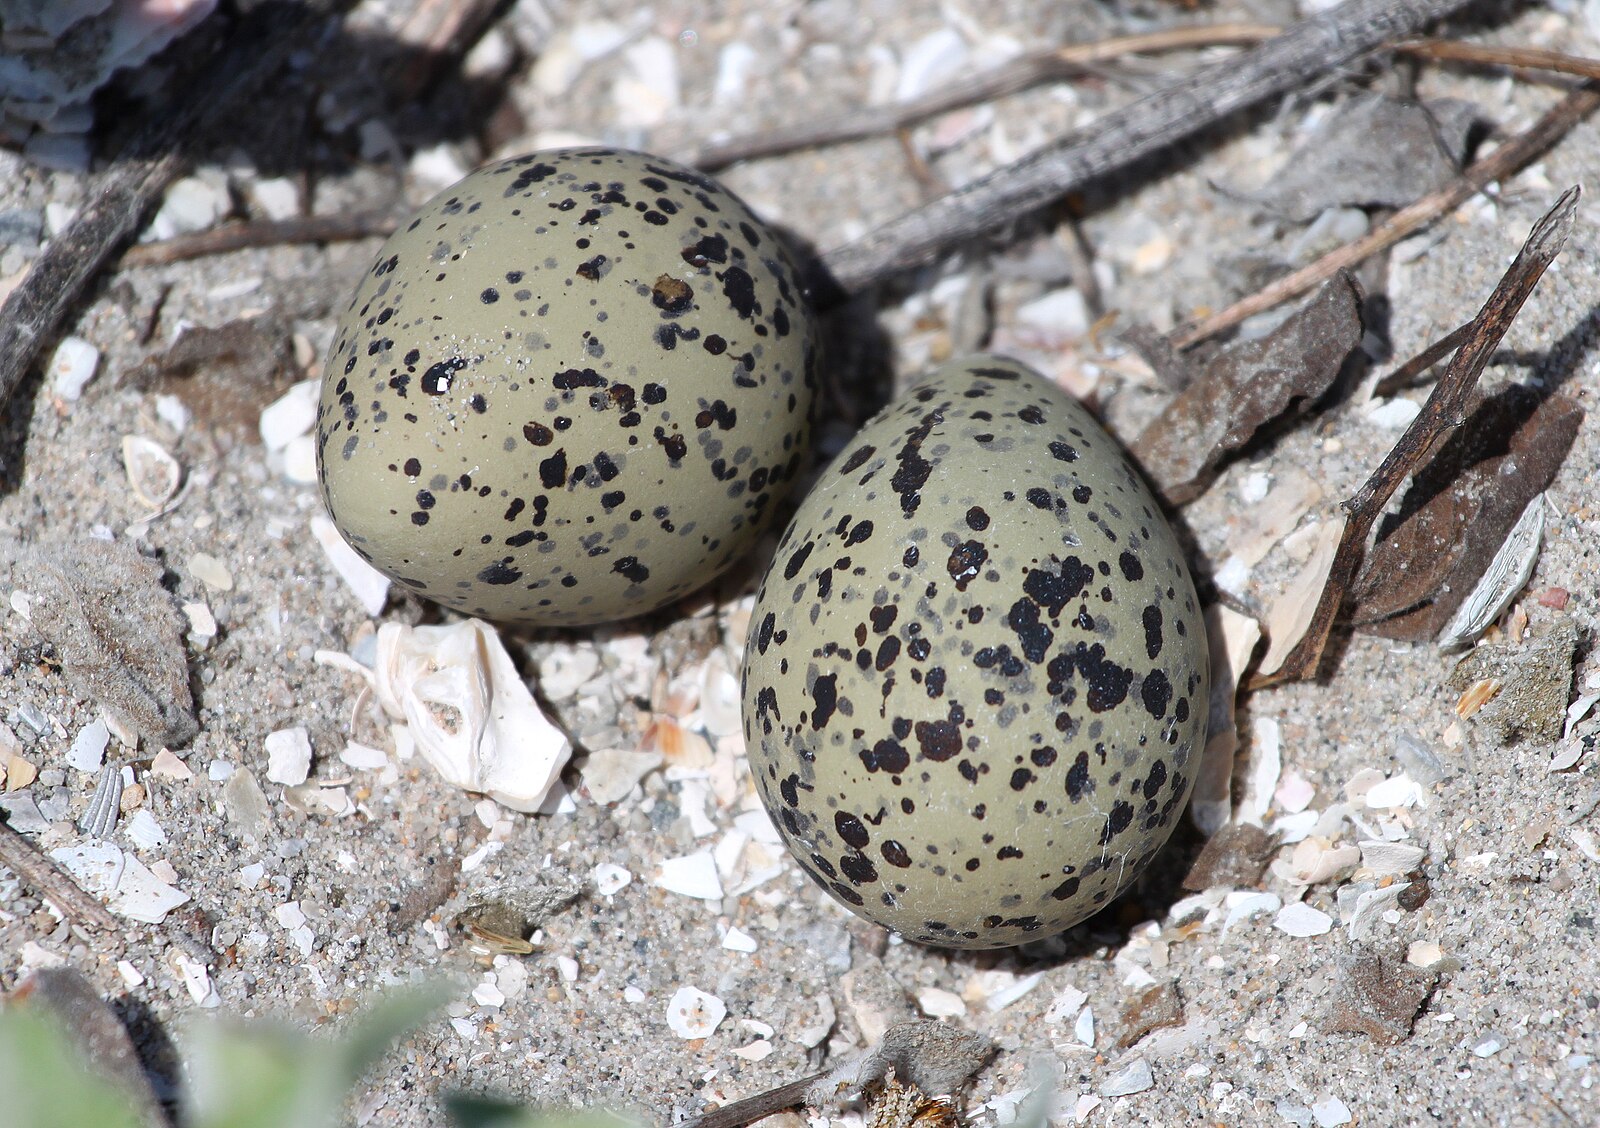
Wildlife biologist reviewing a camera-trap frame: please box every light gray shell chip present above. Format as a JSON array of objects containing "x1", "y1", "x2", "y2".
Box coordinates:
[
  {"x1": 318, "y1": 147, "x2": 820, "y2": 626},
  {"x1": 741, "y1": 356, "x2": 1208, "y2": 948}
]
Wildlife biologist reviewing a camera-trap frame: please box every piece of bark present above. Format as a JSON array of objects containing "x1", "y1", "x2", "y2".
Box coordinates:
[
  {"x1": 1242, "y1": 94, "x2": 1480, "y2": 221},
  {"x1": 1352, "y1": 388, "x2": 1583, "y2": 637},
  {"x1": 1115, "y1": 983, "x2": 1186, "y2": 1048},
  {"x1": 1136, "y1": 274, "x2": 1362, "y2": 505},
  {"x1": 18, "y1": 541, "x2": 198, "y2": 748},
  {"x1": 125, "y1": 318, "x2": 298, "y2": 444},
  {"x1": 1182, "y1": 823, "x2": 1279, "y2": 891},
  {"x1": 1327, "y1": 950, "x2": 1438, "y2": 1044}
]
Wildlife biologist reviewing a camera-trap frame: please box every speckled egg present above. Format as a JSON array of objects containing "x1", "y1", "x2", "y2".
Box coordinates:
[
  {"x1": 741, "y1": 356, "x2": 1208, "y2": 949},
  {"x1": 317, "y1": 148, "x2": 820, "y2": 626}
]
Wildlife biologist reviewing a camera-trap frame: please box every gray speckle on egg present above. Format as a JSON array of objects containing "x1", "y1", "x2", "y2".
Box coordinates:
[
  {"x1": 741, "y1": 355, "x2": 1208, "y2": 949},
  {"x1": 317, "y1": 148, "x2": 820, "y2": 626}
]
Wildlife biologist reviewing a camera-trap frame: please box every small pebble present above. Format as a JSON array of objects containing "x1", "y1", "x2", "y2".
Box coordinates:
[
  {"x1": 149, "y1": 175, "x2": 229, "y2": 240},
  {"x1": 1472, "y1": 1034, "x2": 1506, "y2": 1058},
  {"x1": 249, "y1": 177, "x2": 299, "y2": 221},
  {"x1": 48, "y1": 336, "x2": 99, "y2": 401},
  {"x1": 189, "y1": 553, "x2": 234, "y2": 592}
]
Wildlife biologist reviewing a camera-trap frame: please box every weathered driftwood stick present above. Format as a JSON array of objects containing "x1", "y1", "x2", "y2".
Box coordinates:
[{"x1": 820, "y1": 0, "x2": 1476, "y2": 295}]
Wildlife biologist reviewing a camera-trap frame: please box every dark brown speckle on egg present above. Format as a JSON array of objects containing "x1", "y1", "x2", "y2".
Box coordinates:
[
  {"x1": 316, "y1": 148, "x2": 820, "y2": 626},
  {"x1": 741, "y1": 355, "x2": 1208, "y2": 950}
]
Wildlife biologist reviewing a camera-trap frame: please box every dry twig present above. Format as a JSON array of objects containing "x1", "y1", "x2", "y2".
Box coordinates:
[
  {"x1": 119, "y1": 213, "x2": 400, "y2": 269},
  {"x1": 1172, "y1": 84, "x2": 1600, "y2": 347},
  {"x1": 691, "y1": 24, "x2": 1280, "y2": 172},
  {"x1": 1251, "y1": 185, "x2": 1579, "y2": 688},
  {"x1": 819, "y1": 0, "x2": 1475, "y2": 295},
  {"x1": 0, "y1": 820, "x2": 120, "y2": 934},
  {"x1": 1398, "y1": 37, "x2": 1600, "y2": 82}
]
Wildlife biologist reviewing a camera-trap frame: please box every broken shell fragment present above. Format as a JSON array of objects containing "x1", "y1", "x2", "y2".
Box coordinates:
[
  {"x1": 121, "y1": 436, "x2": 182, "y2": 509},
  {"x1": 373, "y1": 620, "x2": 571, "y2": 812}
]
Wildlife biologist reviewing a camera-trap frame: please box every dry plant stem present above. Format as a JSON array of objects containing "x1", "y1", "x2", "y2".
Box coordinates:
[
  {"x1": 0, "y1": 819, "x2": 119, "y2": 934},
  {"x1": 387, "y1": 0, "x2": 512, "y2": 100},
  {"x1": 1172, "y1": 84, "x2": 1600, "y2": 348},
  {"x1": 120, "y1": 213, "x2": 401, "y2": 269},
  {"x1": 1252, "y1": 185, "x2": 1579, "y2": 689},
  {"x1": 1374, "y1": 320, "x2": 1475, "y2": 395},
  {"x1": 0, "y1": 0, "x2": 353, "y2": 419},
  {"x1": 680, "y1": 1071, "x2": 828, "y2": 1128},
  {"x1": 692, "y1": 24, "x2": 1281, "y2": 172},
  {"x1": 821, "y1": 0, "x2": 1474, "y2": 295},
  {"x1": 1399, "y1": 37, "x2": 1600, "y2": 82}
]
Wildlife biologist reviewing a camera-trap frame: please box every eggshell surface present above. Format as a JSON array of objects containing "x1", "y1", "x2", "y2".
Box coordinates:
[
  {"x1": 741, "y1": 356, "x2": 1208, "y2": 948},
  {"x1": 318, "y1": 148, "x2": 819, "y2": 626}
]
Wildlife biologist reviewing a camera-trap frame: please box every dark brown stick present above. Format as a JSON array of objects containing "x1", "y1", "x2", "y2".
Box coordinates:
[
  {"x1": 1373, "y1": 320, "x2": 1474, "y2": 396},
  {"x1": 119, "y1": 213, "x2": 401, "y2": 269},
  {"x1": 691, "y1": 24, "x2": 1280, "y2": 172},
  {"x1": 0, "y1": 819, "x2": 120, "y2": 933},
  {"x1": 819, "y1": 0, "x2": 1475, "y2": 295},
  {"x1": 1252, "y1": 185, "x2": 1579, "y2": 688},
  {"x1": 1398, "y1": 37, "x2": 1600, "y2": 82},
  {"x1": 1171, "y1": 85, "x2": 1600, "y2": 347},
  {"x1": 0, "y1": 1, "x2": 353, "y2": 420}
]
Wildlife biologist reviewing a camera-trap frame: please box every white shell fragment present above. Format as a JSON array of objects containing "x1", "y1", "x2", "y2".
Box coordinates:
[
  {"x1": 264, "y1": 726, "x2": 312, "y2": 785},
  {"x1": 1274, "y1": 901, "x2": 1333, "y2": 937},
  {"x1": 1358, "y1": 841, "x2": 1425, "y2": 876},
  {"x1": 652, "y1": 851, "x2": 723, "y2": 900},
  {"x1": 1100, "y1": 1058, "x2": 1154, "y2": 1097},
  {"x1": 121, "y1": 436, "x2": 182, "y2": 509},
  {"x1": 592, "y1": 863, "x2": 633, "y2": 896},
  {"x1": 665, "y1": 985, "x2": 726, "y2": 1039},
  {"x1": 310, "y1": 514, "x2": 391, "y2": 616},
  {"x1": 66, "y1": 718, "x2": 109, "y2": 771},
  {"x1": 1438, "y1": 493, "x2": 1545, "y2": 650},
  {"x1": 373, "y1": 620, "x2": 572, "y2": 812},
  {"x1": 50, "y1": 842, "x2": 188, "y2": 924},
  {"x1": 126, "y1": 809, "x2": 167, "y2": 849}
]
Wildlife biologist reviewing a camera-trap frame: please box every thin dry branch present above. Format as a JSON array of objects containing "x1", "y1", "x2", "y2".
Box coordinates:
[
  {"x1": 1399, "y1": 37, "x2": 1600, "y2": 82},
  {"x1": 692, "y1": 23, "x2": 1280, "y2": 172},
  {"x1": 819, "y1": 0, "x2": 1475, "y2": 295},
  {"x1": 1171, "y1": 84, "x2": 1600, "y2": 347},
  {"x1": 119, "y1": 213, "x2": 401, "y2": 269},
  {"x1": 1251, "y1": 185, "x2": 1579, "y2": 688},
  {"x1": 0, "y1": 819, "x2": 120, "y2": 934},
  {"x1": 679, "y1": 1072, "x2": 827, "y2": 1128}
]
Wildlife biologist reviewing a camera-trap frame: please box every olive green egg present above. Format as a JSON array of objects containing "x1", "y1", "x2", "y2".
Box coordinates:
[
  {"x1": 741, "y1": 355, "x2": 1208, "y2": 949},
  {"x1": 317, "y1": 148, "x2": 820, "y2": 626}
]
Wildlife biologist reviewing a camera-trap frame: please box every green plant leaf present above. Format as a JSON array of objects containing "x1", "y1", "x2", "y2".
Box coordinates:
[
  {"x1": 0, "y1": 1008, "x2": 150, "y2": 1128},
  {"x1": 183, "y1": 985, "x2": 450, "y2": 1128}
]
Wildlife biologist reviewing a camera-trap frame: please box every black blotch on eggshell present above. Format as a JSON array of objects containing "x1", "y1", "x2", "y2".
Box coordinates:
[{"x1": 741, "y1": 355, "x2": 1208, "y2": 949}]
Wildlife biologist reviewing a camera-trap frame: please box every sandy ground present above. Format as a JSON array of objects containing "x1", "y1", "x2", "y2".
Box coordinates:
[{"x1": 1, "y1": 1, "x2": 1598, "y2": 1126}]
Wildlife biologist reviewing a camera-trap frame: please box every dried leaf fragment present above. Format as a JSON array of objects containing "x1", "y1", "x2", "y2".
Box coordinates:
[
  {"x1": 1353, "y1": 389, "x2": 1582, "y2": 638},
  {"x1": 1136, "y1": 274, "x2": 1361, "y2": 504},
  {"x1": 16, "y1": 541, "x2": 198, "y2": 747},
  {"x1": 1327, "y1": 950, "x2": 1437, "y2": 1044}
]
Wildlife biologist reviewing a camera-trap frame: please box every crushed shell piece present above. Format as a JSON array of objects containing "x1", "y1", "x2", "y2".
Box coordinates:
[
  {"x1": 121, "y1": 436, "x2": 182, "y2": 509},
  {"x1": 374, "y1": 620, "x2": 572, "y2": 812},
  {"x1": 665, "y1": 986, "x2": 726, "y2": 1039},
  {"x1": 1274, "y1": 901, "x2": 1333, "y2": 936}
]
